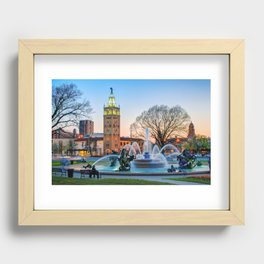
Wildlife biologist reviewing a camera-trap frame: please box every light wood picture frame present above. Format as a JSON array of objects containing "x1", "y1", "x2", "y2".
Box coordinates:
[{"x1": 18, "y1": 39, "x2": 244, "y2": 226}]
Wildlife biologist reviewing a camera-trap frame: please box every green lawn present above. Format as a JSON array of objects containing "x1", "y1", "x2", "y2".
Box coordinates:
[
  {"x1": 52, "y1": 160, "x2": 92, "y2": 166},
  {"x1": 166, "y1": 177, "x2": 210, "y2": 185},
  {"x1": 52, "y1": 161, "x2": 61, "y2": 166},
  {"x1": 52, "y1": 176, "x2": 171, "y2": 185}
]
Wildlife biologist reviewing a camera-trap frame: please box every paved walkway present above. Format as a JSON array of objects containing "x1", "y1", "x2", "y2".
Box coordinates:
[{"x1": 102, "y1": 174, "x2": 202, "y2": 185}]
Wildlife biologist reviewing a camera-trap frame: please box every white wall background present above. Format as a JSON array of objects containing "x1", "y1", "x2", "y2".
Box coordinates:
[{"x1": 0, "y1": 0, "x2": 262, "y2": 263}]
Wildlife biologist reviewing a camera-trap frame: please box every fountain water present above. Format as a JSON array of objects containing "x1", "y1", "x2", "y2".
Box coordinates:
[
  {"x1": 152, "y1": 145, "x2": 160, "y2": 155},
  {"x1": 159, "y1": 143, "x2": 181, "y2": 155},
  {"x1": 62, "y1": 129, "x2": 209, "y2": 175},
  {"x1": 91, "y1": 154, "x2": 119, "y2": 172},
  {"x1": 131, "y1": 142, "x2": 141, "y2": 155},
  {"x1": 130, "y1": 128, "x2": 170, "y2": 171},
  {"x1": 74, "y1": 128, "x2": 209, "y2": 174}
]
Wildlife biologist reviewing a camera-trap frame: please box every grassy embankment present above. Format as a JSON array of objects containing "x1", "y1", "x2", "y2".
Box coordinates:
[
  {"x1": 166, "y1": 176, "x2": 210, "y2": 184},
  {"x1": 52, "y1": 176, "x2": 171, "y2": 185}
]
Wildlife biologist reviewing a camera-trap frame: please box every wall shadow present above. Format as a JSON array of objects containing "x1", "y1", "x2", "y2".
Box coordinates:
[{"x1": 8, "y1": 55, "x2": 19, "y2": 235}]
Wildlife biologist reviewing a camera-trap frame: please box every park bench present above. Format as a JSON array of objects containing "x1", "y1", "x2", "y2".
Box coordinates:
[
  {"x1": 80, "y1": 169, "x2": 90, "y2": 178},
  {"x1": 52, "y1": 168, "x2": 67, "y2": 177},
  {"x1": 80, "y1": 169, "x2": 101, "y2": 179}
]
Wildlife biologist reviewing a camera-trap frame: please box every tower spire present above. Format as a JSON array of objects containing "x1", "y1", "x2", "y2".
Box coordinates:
[
  {"x1": 107, "y1": 87, "x2": 117, "y2": 107},
  {"x1": 187, "y1": 121, "x2": 196, "y2": 139}
]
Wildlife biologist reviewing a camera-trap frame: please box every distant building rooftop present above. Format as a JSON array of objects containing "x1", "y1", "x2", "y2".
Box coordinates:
[
  {"x1": 120, "y1": 136, "x2": 144, "y2": 141},
  {"x1": 85, "y1": 133, "x2": 104, "y2": 138},
  {"x1": 75, "y1": 133, "x2": 104, "y2": 141},
  {"x1": 52, "y1": 128, "x2": 76, "y2": 139}
]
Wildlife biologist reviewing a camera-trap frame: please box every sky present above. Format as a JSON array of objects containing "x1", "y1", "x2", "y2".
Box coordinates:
[{"x1": 52, "y1": 79, "x2": 211, "y2": 137}]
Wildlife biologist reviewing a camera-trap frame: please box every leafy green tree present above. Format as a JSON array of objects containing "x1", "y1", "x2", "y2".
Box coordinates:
[{"x1": 184, "y1": 135, "x2": 210, "y2": 153}]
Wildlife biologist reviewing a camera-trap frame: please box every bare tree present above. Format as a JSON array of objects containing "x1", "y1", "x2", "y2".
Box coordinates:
[
  {"x1": 52, "y1": 83, "x2": 93, "y2": 129},
  {"x1": 52, "y1": 142, "x2": 59, "y2": 154},
  {"x1": 67, "y1": 140, "x2": 76, "y2": 156},
  {"x1": 85, "y1": 138, "x2": 92, "y2": 156},
  {"x1": 58, "y1": 141, "x2": 63, "y2": 155},
  {"x1": 130, "y1": 105, "x2": 190, "y2": 147}
]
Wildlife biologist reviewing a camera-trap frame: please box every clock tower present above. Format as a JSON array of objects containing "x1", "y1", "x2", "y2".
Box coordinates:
[{"x1": 103, "y1": 88, "x2": 120, "y2": 154}]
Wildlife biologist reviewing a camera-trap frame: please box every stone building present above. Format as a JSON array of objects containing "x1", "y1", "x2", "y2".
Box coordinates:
[
  {"x1": 79, "y1": 119, "x2": 94, "y2": 137},
  {"x1": 120, "y1": 137, "x2": 144, "y2": 150},
  {"x1": 73, "y1": 133, "x2": 104, "y2": 157},
  {"x1": 52, "y1": 128, "x2": 77, "y2": 155},
  {"x1": 103, "y1": 88, "x2": 120, "y2": 154}
]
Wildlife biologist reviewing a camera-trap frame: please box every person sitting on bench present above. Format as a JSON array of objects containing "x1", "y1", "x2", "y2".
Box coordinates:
[{"x1": 89, "y1": 165, "x2": 100, "y2": 179}]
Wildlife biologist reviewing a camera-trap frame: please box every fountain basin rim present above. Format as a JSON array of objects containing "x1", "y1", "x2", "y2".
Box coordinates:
[
  {"x1": 98, "y1": 170, "x2": 210, "y2": 176},
  {"x1": 59, "y1": 167, "x2": 210, "y2": 176}
]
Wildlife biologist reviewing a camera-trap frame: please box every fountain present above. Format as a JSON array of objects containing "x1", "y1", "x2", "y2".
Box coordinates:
[
  {"x1": 177, "y1": 149, "x2": 197, "y2": 169},
  {"x1": 88, "y1": 154, "x2": 119, "y2": 172},
  {"x1": 61, "y1": 128, "x2": 210, "y2": 174},
  {"x1": 118, "y1": 148, "x2": 134, "y2": 171},
  {"x1": 130, "y1": 128, "x2": 169, "y2": 171}
]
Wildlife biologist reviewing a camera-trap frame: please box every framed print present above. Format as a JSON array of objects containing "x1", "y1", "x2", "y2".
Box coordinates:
[{"x1": 18, "y1": 39, "x2": 244, "y2": 225}]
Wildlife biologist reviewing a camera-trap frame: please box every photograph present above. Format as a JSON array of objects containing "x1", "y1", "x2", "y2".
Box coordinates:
[{"x1": 51, "y1": 79, "x2": 211, "y2": 185}]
